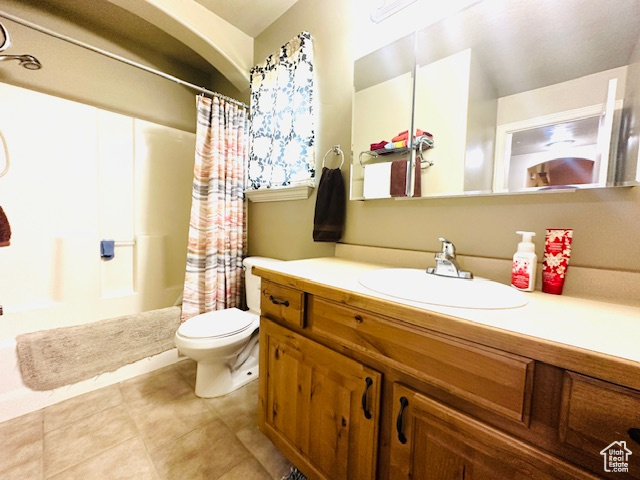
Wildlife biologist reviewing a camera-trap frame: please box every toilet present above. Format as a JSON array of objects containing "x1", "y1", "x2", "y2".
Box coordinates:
[{"x1": 175, "y1": 256, "x2": 281, "y2": 398}]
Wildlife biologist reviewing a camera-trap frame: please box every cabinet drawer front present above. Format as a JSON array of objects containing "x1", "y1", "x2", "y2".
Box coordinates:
[
  {"x1": 560, "y1": 372, "x2": 640, "y2": 477},
  {"x1": 310, "y1": 297, "x2": 534, "y2": 423},
  {"x1": 260, "y1": 280, "x2": 305, "y2": 327}
]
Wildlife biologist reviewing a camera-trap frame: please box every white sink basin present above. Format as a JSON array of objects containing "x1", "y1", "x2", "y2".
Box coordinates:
[{"x1": 358, "y1": 268, "x2": 527, "y2": 309}]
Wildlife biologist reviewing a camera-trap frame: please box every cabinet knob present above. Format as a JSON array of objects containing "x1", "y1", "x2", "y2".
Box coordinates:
[
  {"x1": 629, "y1": 428, "x2": 640, "y2": 445},
  {"x1": 355, "y1": 315, "x2": 363, "y2": 324},
  {"x1": 361, "y1": 377, "x2": 373, "y2": 419},
  {"x1": 269, "y1": 295, "x2": 289, "y2": 307},
  {"x1": 396, "y1": 396, "x2": 409, "y2": 444}
]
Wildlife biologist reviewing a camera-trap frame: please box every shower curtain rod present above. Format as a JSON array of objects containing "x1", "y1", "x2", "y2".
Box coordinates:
[{"x1": 0, "y1": 9, "x2": 249, "y2": 109}]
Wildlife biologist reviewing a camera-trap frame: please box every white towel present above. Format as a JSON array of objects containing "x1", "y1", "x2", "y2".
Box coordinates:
[{"x1": 363, "y1": 163, "x2": 392, "y2": 199}]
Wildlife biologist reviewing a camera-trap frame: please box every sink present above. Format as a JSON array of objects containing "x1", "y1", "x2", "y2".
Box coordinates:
[{"x1": 358, "y1": 268, "x2": 528, "y2": 309}]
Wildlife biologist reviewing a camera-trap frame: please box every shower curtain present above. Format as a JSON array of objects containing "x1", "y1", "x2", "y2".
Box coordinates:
[{"x1": 181, "y1": 95, "x2": 248, "y2": 321}]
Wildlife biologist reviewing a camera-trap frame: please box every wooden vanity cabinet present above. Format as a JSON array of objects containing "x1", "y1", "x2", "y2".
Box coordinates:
[
  {"x1": 258, "y1": 318, "x2": 381, "y2": 480},
  {"x1": 256, "y1": 274, "x2": 640, "y2": 479}
]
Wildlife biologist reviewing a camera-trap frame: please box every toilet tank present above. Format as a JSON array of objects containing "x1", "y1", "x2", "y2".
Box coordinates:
[{"x1": 243, "y1": 257, "x2": 283, "y2": 314}]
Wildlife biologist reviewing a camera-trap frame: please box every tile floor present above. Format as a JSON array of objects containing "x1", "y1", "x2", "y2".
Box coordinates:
[{"x1": 0, "y1": 360, "x2": 293, "y2": 479}]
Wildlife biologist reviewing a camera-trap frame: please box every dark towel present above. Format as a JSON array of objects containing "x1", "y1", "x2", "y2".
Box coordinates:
[
  {"x1": 313, "y1": 167, "x2": 345, "y2": 242},
  {"x1": 100, "y1": 240, "x2": 115, "y2": 260},
  {"x1": 0, "y1": 206, "x2": 11, "y2": 247},
  {"x1": 390, "y1": 159, "x2": 422, "y2": 197}
]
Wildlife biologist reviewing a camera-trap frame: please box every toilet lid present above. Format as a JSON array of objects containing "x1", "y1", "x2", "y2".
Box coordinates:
[{"x1": 178, "y1": 308, "x2": 257, "y2": 339}]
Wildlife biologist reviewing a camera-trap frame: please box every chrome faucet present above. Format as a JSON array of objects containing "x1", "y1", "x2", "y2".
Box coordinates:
[{"x1": 426, "y1": 237, "x2": 473, "y2": 279}]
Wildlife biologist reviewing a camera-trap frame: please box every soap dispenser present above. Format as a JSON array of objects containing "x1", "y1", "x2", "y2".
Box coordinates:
[{"x1": 511, "y1": 231, "x2": 537, "y2": 292}]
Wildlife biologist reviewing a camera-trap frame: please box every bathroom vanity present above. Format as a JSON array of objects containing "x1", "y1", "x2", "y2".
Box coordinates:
[{"x1": 254, "y1": 258, "x2": 640, "y2": 480}]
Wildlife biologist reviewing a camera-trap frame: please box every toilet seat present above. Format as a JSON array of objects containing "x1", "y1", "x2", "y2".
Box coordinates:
[{"x1": 177, "y1": 308, "x2": 256, "y2": 339}]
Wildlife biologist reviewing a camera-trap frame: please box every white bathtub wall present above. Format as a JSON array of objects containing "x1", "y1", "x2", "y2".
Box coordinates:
[
  {"x1": 134, "y1": 119, "x2": 196, "y2": 309},
  {"x1": 0, "y1": 83, "x2": 196, "y2": 421},
  {"x1": 0, "y1": 82, "x2": 195, "y2": 326},
  {"x1": 98, "y1": 111, "x2": 135, "y2": 297}
]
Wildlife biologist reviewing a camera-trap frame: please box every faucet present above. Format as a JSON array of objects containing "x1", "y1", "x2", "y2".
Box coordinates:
[{"x1": 426, "y1": 237, "x2": 473, "y2": 279}]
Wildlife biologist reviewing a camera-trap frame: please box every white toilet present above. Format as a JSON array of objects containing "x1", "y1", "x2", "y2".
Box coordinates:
[{"x1": 175, "y1": 256, "x2": 281, "y2": 398}]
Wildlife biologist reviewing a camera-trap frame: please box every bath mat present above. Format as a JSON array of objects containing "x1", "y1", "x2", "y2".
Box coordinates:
[
  {"x1": 281, "y1": 467, "x2": 307, "y2": 480},
  {"x1": 15, "y1": 306, "x2": 181, "y2": 391}
]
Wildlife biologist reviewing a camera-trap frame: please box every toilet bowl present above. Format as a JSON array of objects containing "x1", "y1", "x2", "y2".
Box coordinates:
[{"x1": 175, "y1": 256, "x2": 281, "y2": 398}]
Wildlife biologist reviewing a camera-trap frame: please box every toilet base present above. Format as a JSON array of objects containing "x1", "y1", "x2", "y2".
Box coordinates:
[{"x1": 194, "y1": 356, "x2": 259, "y2": 398}]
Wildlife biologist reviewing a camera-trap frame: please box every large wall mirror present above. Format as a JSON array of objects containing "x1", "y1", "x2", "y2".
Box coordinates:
[{"x1": 351, "y1": 0, "x2": 640, "y2": 200}]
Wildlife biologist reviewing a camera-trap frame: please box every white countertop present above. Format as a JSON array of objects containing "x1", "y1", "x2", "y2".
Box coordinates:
[{"x1": 259, "y1": 257, "x2": 640, "y2": 364}]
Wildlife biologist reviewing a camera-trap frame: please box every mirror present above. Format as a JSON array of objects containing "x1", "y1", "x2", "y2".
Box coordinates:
[{"x1": 351, "y1": 0, "x2": 640, "y2": 199}]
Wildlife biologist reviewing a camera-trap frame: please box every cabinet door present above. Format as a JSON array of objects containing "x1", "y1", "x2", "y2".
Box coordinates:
[
  {"x1": 390, "y1": 384, "x2": 600, "y2": 480},
  {"x1": 259, "y1": 318, "x2": 381, "y2": 480}
]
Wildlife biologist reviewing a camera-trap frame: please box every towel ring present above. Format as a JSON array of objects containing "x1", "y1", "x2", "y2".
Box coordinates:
[{"x1": 322, "y1": 145, "x2": 344, "y2": 169}]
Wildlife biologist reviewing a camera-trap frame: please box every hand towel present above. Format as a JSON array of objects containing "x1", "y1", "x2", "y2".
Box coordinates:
[
  {"x1": 313, "y1": 167, "x2": 345, "y2": 242},
  {"x1": 390, "y1": 159, "x2": 422, "y2": 197},
  {"x1": 100, "y1": 240, "x2": 115, "y2": 260},
  {"x1": 370, "y1": 140, "x2": 388, "y2": 151},
  {"x1": 363, "y1": 163, "x2": 392, "y2": 199},
  {"x1": 0, "y1": 206, "x2": 11, "y2": 247}
]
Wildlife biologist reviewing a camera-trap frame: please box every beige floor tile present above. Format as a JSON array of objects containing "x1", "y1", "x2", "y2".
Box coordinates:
[
  {"x1": 204, "y1": 377, "x2": 259, "y2": 432},
  {"x1": 0, "y1": 410, "x2": 43, "y2": 479},
  {"x1": 43, "y1": 404, "x2": 138, "y2": 478},
  {"x1": 218, "y1": 457, "x2": 272, "y2": 480},
  {"x1": 236, "y1": 424, "x2": 292, "y2": 480},
  {"x1": 44, "y1": 384, "x2": 123, "y2": 432},
  {"x1": 174, "y1": 359, "x2": 197, "y2": 388},
  {"x1": 46, "y1": 436, "x2": 158, "y2": 480},
  {"x1": 124, "y1": 387, "x2": 216, "y2": 452},
  {"x1": 120, "y1": 365, "x2": 194, "y2": 404},
  {"x1": 149, "y1": 418, "x2": 251, "y2": 479}
]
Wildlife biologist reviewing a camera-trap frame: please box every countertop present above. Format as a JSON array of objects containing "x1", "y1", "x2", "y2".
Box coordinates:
[{"x1": 255, "y1": 257, "x2": 640, "y2": 366}]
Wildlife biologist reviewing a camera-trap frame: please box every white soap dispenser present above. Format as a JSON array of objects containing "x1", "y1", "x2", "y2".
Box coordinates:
[{"x1": 511, "y1": 231, "x2": 537, "y2": 292}]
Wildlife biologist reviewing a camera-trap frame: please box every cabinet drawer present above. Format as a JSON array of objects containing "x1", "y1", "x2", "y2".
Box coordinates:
[
  {"x1": 309, "y1": 297, "x2": 534, "y2": 424},
  {"x1": 260, "y1": 280, "x2": 305, "y2": 327},
  {"x1": 560, "y1": 372, "x2": 640, "y2": 477}
]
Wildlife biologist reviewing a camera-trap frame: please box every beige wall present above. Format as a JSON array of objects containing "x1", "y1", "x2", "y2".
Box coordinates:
[
  {"x1": 0, "y1": 0, "x2": 246, "y2": 132},
  {"x1": 250, "y1": 0, "x2": 640, "y2": 272}
]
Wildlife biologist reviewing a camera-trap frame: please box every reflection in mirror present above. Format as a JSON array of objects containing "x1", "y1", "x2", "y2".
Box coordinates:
[
  {"x1": 351, "y1": 33, "x2": 416, "y2": 200},
  {"x1": 351, "y1": 0, "x2": 640, "y2": 199}
]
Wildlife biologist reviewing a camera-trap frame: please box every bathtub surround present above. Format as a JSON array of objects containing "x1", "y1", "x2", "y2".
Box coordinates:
[
  {"x1": 181, "y1": 95, "x2": 248, "y2": 321},
  {"x1": 15, "y1": 306, "x2": 181, "y2": 391}
]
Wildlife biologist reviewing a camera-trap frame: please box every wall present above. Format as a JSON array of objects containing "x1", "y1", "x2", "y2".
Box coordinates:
[
  {"x1": 248, "y1": 0, "x2": 352, "y2": 260},
  {"x1": 0, "y1": 0, "x2": 246, "y2": 133},
  {"x1": 249, "y1": 0, "x2": 640, "y2": 272}
]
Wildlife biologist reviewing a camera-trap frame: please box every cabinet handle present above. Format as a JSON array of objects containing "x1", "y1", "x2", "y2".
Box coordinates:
[
  {"x1": 269, "y1": 295, "x2": 289, "y2": 307},
  {"x1": 361, "y1": 377, "x2": 373, "y2": 419},
  {"x1": 629, "y1": 428, "x2": 640, "y2": 445},
  {"x1": 354, "y1": 314, "x2": 363, "y2": 324},
  {"x1": 396, "y1": 396, "x2": 409, "y2": 444}
]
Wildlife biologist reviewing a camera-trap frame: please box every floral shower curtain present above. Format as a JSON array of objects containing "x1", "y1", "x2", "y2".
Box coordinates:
[
  {"x1": 181, "y1": 95, "x2": 248, "y2": 321},
  {"x1": 248, "y1": 31, "x2": 315, "y2": 189}
]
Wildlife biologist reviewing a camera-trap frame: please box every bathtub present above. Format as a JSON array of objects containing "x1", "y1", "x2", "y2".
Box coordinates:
[{"x1": 0, "y1": 297, "x2": 183, "y2": 424}]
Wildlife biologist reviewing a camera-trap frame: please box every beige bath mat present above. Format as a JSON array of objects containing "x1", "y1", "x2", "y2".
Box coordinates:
[{"x1": 16, "y1": 306, "x2": 181, "y2": 391}]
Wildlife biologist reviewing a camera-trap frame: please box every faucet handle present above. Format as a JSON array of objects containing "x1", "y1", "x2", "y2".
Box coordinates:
[{"x1": 437, "y1": 237, "x2": 456, "y2": 258}]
